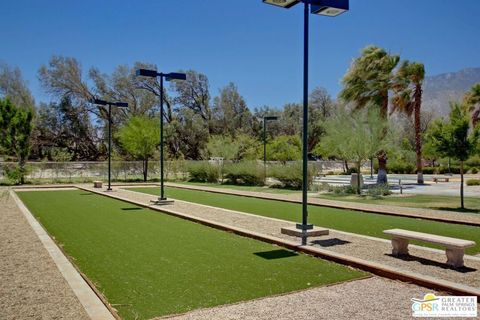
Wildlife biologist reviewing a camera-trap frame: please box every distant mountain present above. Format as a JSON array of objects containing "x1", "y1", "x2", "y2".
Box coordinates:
[{"x1": 422, "y1": 67, "x2": 480, "y2": 117}]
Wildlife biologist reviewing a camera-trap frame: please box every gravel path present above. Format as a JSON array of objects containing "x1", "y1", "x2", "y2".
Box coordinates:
[
  {"x1": 160, "y1": 277, "x2": 443, "y2": 320},
  {"x1": 0, "y1": 189, "x2": 89, "y2": 320},
  {"x1": 113, "y1": 187, "x2": 480, "y2": 290},
  {"x1": 165, "y1": 182, "x2": 480, "y2": 226}
]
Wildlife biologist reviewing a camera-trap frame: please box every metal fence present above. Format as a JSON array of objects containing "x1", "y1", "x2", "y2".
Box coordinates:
[{"x1": 0, "y1": 160, "x2": 372, "y2": 183}]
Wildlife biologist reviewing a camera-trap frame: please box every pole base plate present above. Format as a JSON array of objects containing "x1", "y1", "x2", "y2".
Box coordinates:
[
  {"x1": 150, "y1": 198, "x2": 175, "y2": 206},
  {"x1": 281, "y1": 225, "x2": 329, "y2": 238}
]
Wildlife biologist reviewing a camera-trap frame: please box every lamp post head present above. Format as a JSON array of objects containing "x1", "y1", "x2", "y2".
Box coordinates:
[
  {"x1": 311, "y1": 0, "x2": 349, "y2": 16},
  {"x1": 262, "y1": 0, "x2": 300, "y2": 8},
  {"x1": 165, "y1": 72, "x2": 187, "y2": 81},
  {"x1": 264, "y1": 116, "x2": 279, "y2": 121},
  {"x1": 136, "y1": 68, "x2": 159, "y2": 78},
  {"x1": 113, "y1": 102, "x2": 129, "y2": 108}
]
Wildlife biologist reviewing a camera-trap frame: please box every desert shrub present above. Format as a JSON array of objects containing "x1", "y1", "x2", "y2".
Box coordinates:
[
  {"x1": 3, "y1": 164, "x2": 29, "y2": 185},
  {"x1": 422, "y1": 166, "x2": 437, "y2": 174},
  {"x1": 270, "y1": 164, "x2": 314, "y2": 190},
  {"x1": 366, "y1": 184, "x2": 391, "y2": 197},
  {"x1": 387, "y1": 161, "x2": 415, "y2": 174},
  {"x1": 468, "y1": 167, "x2": 478, "y2": 174},
  {"x1": 187, "y1": 162, "x2": 218, "y2": 183},
  {"x1": 223, "y1": 162, "x2": 264, "y2": 186},
  {"x1": 466, "y1": 179, "x2": 480, "y2": 186}
]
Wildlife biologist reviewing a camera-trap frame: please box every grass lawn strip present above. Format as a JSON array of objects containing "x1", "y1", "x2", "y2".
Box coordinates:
[
  {"x1": 129, "y1": 187, "x2": 480, "y2": 255},
  {"x1": 17, "y1": 190, "x2": 366, "y2": 320}
]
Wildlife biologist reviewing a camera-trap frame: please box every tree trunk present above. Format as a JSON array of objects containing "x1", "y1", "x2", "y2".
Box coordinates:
[
  {"x1": 143, "y1": 158, "x2": 148, "y2": 182},
  {"x1": 460, "y1": 161, "x2": 464, "y2": 209},
  {"x1": 344, "y1": 160, "x2": 349, "y2": 173},
  {"x1": 19, "y1": 158, "x2": 26, "y2": 185},
  {"x1": 356, "y1": 161, "x2": 361, "y2": 194},
  {"x1": 414, "y1": 84, "x2": 424, "y2": 184},
  {"x1": 377, "y1": 151, "x2": 388, "y2": 184}
]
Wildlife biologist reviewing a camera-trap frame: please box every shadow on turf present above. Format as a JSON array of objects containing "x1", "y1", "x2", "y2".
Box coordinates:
[
  {"x1": 121, "y1": 207, "x2": 142, "y2": 211},
  {"x1": 254, "y1": 249, "x2": 299, "y2": 260}
]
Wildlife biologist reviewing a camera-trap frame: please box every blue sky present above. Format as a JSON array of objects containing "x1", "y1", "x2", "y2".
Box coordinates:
[{"x1": 1, "y1": 0, "x2": 479, "y2": 109}]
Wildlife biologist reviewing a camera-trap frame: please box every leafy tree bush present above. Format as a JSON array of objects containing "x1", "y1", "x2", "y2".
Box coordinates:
[
  {"x1": 117, "y1": 116, "x2": 159, "y2": 182},
  {"x1": 466, "y1": 179, "x2": 480, "y2": 186},
  {"x1": 267, "y1": 135, "x2": 301, "y2": 163},
  {"x1": 223, "y1": 162, "x2": 264, "y2": 186},
  {"x1": 270, "y1": 163, "x2": 314, "y2": 190},
  {"x1": 187, "y1": 161, "x2": 218, "y2": 183},
  {"x1": 0, "y1": 98, "x2": 34, "y2": 184}
]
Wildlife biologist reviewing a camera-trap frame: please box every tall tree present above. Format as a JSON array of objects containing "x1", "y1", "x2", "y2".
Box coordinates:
[
  {"x1": 315, "y1": 107, "x2": 389, "y2": 193},
  {"x1": 0, "y1": 63, "x2": 35, "y2": 110},
  {"x1": 340, "y1": 46, "x2": 400, "y2": 184},
  {"x1": 392, "y1": 61, "x2": 426, "y2": 184},
  {"x1": 212, "y1": 82, "x2": 253, "y2": 136},
  {"x1": 425, "y1": 103, "x2": 479, "y2": 209},
  {"x1": 0, "y1": 98, "x2": 33, "y2": 184},
  {"x1": 117, "y1": 116, "x2": 159, "y2": 182},
  {"x1": 172, "y1": 70, "x2": 211, "y2": 129},
  {"x1": 464, "y1": 83, "x2": 480, "y2": 127}
]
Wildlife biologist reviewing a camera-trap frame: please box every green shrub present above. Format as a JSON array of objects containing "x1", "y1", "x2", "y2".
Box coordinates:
[
  {"x1": 366, "y1": 184, "x2": 391, "y2": 197},
  {"x1": 3, "y1": 164, "x2": 29, "y2": 185},
  {"x1": 187, "y1": 162, "x2": 219, "y2": 183},
  {"x1": 223, "y1": 162, "x2": 264, "y2": 186},
  {"x1": 422, "y1": 166, "x2": 438, "y2": 174},
  {"x1": 468, "y1": 167, "x2": 478, "y2": 174},
  {"x1": 270, "y1": 164, "x2": 313, "y2": 190},
  {"x1": 466, "y1": 179, "x2": 480, "y2": 186}
]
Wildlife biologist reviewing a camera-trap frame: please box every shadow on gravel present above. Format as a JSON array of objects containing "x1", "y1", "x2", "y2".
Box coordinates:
[
  {"x1": 435, "y1": 207, "x2": 479, "y2": 214},
  {"x1": 311, "y1": 238, "x2": 351, "y2": 247},
  {"x1": 254, "y1": 249, "x2": 299, "y2": 260},
  {"x1": 386, "y1": 254, "x2": 477, "y2": 273}
]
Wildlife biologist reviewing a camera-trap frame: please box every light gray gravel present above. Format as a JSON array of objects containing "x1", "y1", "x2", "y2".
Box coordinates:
[
  {"x1": 0, "y1": 189, "x2": 89, "y2": 320},
  {"x1": 160, "y1": 277, "x2": 447, "y2": 320}
]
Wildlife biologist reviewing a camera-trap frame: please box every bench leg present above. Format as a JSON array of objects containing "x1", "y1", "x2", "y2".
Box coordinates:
[
  {"x1": 446, "y1": 248, "x2": 465, "y2": 268},
  {"x1": 391, "y1": 238, "x2": 409, "y2": 256}
]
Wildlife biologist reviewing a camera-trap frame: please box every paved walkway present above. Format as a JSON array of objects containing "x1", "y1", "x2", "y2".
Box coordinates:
[
  {"x1": 165, "y1": 182, "x2": 480, "y2": 226},
  {"x1": 0, "y1": 189, "x2": 89, "y2": 320},
  {"x1": 91, "y1": 186, "x2": 480, "y2": 293}
]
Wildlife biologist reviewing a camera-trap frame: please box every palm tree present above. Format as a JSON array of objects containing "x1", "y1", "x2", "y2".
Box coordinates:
[
  {"x1": 340, "y1": 46, "x2": 399, "y2": 184},
  {"x1": 392, "y1": 61, "x2": 425, "y2": 184},
  {"x1": 464, "y1": 83, "x2": 480, "y2": 127}
]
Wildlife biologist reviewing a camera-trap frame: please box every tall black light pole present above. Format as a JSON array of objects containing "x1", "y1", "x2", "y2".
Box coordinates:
[
  {"x1": 136, "y1": 69, "x2": 187, "y2": 204},
  {"x1": 263, "y1": 0, "x2": 349, "y2": 245},
  {"x1": 263, "y1": 116, "x2": 278, "y2": 183},
  {"x1": 91, "y1": 99, "x2": 128, "y2": 191}
]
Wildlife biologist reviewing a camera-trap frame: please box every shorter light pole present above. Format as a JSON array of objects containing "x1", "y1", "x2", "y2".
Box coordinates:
[
  {"x1": 263, "y1": 116, "x2": 278, "y2": 183},
  {"x1": 136, "y1": 69, "x2": 186, "y2": 204},
  {"x1": 91, "y1": 98, "x2": 128, "y2": 191}
]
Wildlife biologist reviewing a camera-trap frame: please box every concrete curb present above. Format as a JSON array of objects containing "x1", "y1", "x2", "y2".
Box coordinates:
[
  {"x1": 79, "y1": 186, "x2": 480, "y2": 298},
  {"x1": 164, "y1": 183, "x2": 480, "y2": 227},
  {"x1": 10, "y1": 190, "x2": 116, "y2": 320}
]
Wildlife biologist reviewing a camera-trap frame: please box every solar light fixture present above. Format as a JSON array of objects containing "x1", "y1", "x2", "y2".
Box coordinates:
[
  {"x1": 136, "y1": 68, "x2": 187, "y2": 205},
  {"x1": 91, "y1": 98, "x2": 129, "y2": 191},
  {"x1": 262, "y1": 0, "x2": 348, "y2": 244}
]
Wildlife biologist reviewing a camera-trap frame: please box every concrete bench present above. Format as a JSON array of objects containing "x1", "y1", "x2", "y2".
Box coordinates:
[
  {"x1": 433, "y1": 177, "x2": 449, "y2": 183},
  {"x1": 93, "y1": 181, "x2": 103, "y2": 188},
  {"x1": 383, "y1": 229, "x2": 475, "y2": 268}
]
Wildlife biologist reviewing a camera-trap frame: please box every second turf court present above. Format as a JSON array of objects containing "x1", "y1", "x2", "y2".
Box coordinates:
[{"x1": 128, "y1": 187, "x2": 480, "y2": 255}]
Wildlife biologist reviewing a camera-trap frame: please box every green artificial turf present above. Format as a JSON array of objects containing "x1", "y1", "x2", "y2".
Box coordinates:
[
  {"x1": 173, "y1": 181, "x2": 300, "y2": 194},
  {"x1": 316, "y1": 193, "x2": 480, "y2": 214},
  {"x1": 17, "y1": 190, "x2": 365, "y2": 320},
  {"x1": 129, "y1": 187, "x2": 480, "y2": 255}
]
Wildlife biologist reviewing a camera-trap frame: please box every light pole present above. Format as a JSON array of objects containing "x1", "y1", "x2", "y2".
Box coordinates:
[
  {"x1": 91, "y1": 99, "x2": 128, "y2": 191},
  {"x1": 263, "y1": 116, "x2": 278, "y2": 183},
  {"x1": 263, "y1": 0, "x2": 348, "y2": 245},
  {"x1": 136, "y1": 69, "x2": 186, "y2": 204}
]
